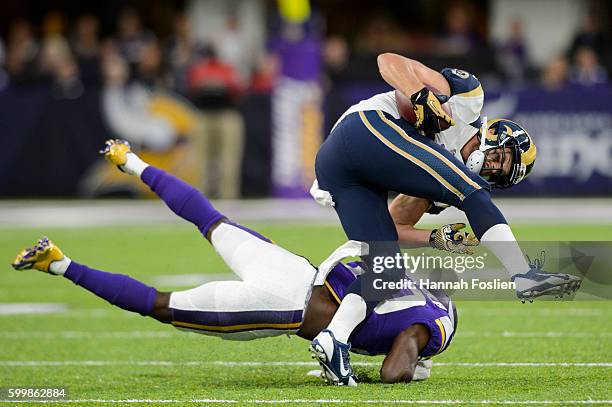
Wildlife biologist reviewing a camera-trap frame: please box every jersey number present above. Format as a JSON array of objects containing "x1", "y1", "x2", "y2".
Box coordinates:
[
  {"x1": 374, "y1": 290, "x2": 426, "y2": 314},
  {"x1": 451, "y1": 69, "x2": 470, "y2": 79}
]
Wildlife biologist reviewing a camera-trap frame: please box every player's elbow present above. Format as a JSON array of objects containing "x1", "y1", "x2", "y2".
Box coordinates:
[
  {"x1": 377, "y1": 53, "x2": 409, "y2": 75},
  {"x1": 377, "y1": 52, "x2": 394, "y2": 67},
  {"x1": 380, "y1": 366, "x2": 413, "y2": 384}
]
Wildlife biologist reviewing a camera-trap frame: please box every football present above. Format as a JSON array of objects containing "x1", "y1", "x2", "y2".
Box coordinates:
[{"x1": 395, "y1": 88, "x2": 453, "y2": 131}]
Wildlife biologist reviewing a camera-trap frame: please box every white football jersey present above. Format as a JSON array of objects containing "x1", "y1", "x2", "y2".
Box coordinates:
[
  {"x1": 331, "y1": 90, "x2": 400, "y2": 132},
  {"x1": 434, "y1": 68, "x2": 483, "y2": 162},
  {"x1": 332, "y1": 68, "x2": 483, "y2": 164}
]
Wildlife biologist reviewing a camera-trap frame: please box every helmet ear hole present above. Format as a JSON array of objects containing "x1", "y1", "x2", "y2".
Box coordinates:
[{"x1": 466, "y1": 150, "x2": 485, "y2": 174}]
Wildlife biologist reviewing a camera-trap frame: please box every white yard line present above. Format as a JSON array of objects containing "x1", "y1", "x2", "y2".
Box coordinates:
[
  {"x1": 460, "y1": 331, "x2": 612, "y2": 338},
  {"x1": 0, "y1": 330, "x2": 609, "y2": 339},
  {"x1": 0, "y1": 303, "x2": 68, "y2": 315},
  {"x1": 0, "y1": 360, "x2": 610, "y2": 367},
  {"x1": 0, "y1": 331, "x2": 180, "y2": 339},
  {"x1": 461, "y1": 308, "x2": 608, "y2": 317},
  {"x1": 2, "y1": 307, "x2": 603, "y2": 318},
  {"x1": 0, "y1": 399, "x2": 611, "y2": 404}
]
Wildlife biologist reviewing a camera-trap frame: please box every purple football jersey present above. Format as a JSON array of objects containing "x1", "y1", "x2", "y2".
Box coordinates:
[{"x1": 325, "y1": 263, "x2": 457, "y2": 357}]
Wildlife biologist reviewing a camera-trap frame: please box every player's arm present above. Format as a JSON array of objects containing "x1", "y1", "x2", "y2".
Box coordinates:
[
  {"x1": 389, "y1": 194, "x2": 431, "y2": 247},
  {"x1": 377, "y1": 53, "x2": 451, "y2": 97},
  {"x1": 377, "y1": 53, "x2": 454, "y2": 132},
  {"x1": 379, "y1": 324, "x2": 429, "y2": 383},
  {"x1": 390, "y1": 194, "x2": 479, "y2": 254}
]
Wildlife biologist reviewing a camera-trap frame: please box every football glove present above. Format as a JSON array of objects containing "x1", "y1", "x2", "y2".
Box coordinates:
[
  {"x1": 429, "y1": 223, "x2": 478, "y2": 255},
  {"x1": 410, "y1": 87, "x2": 455, "y2": 135}
]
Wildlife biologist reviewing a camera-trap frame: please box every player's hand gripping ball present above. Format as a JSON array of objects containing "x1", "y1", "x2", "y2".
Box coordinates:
[
  {"x1": 396, "y1": 87, "x2": 454, "y2": 138},
  {"x1": 429, "y1": 223, "x2": 479, "y2": 255}
]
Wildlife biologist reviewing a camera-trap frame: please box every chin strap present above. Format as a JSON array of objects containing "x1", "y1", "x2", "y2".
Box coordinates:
[{"x1": 465, "y1": 116, "x2": 488, "y2": 175}]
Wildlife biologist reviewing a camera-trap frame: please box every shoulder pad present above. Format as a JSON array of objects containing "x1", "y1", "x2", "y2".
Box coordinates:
[{"x1": 441, "y1": 68, "x2": 482, "y2": 98}]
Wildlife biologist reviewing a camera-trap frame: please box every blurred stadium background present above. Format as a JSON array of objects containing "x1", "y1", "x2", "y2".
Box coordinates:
[{"x1": 0, "y1": 0, "x2": 611, "y2": 203}]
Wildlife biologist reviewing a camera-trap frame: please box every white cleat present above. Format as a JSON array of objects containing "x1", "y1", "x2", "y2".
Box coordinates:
[
  {"x1": 309, "y1": 329, "x2": 357, "y2": 387},
  {"x1": 512, "y1": 253, "x2": 582, "y2": 303}
]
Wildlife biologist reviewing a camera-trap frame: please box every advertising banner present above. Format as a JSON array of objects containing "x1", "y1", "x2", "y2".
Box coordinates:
[{"x1": 484, "y1": 85, "x2": 612, "y2": 196}]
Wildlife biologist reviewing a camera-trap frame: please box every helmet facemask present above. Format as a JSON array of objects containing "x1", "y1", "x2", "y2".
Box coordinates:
[
  {"x1": 465, "y1": 117, "x2": 524, "y2": 189},
  {"x1": 482, "y1": 141, "x2": 520, "y2": 189}
]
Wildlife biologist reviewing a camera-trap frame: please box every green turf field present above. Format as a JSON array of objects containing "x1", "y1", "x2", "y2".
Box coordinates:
[{"x1": 1, "y1": 223, "x2": 611, "y2": 406}]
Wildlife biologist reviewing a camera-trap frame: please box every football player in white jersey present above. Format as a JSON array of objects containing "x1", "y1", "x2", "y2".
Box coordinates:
[
  {"x1": 380, "y1": 53, "x2": 537, "y2": 244},
  {"x1": 309, "y1": 53, "x2": 581, "y2": 386}
]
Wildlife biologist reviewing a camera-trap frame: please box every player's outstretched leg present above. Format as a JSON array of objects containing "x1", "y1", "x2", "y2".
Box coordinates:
[
  {"x1": 461, "y1": 189, "x2": 582, "y2": 302},
  {"x1": 11, "y1": 237, "x2": 171, "y2": 322},
  {"x1": 101, "y1": 139, "x2": 273, "y2": 244},
  {"x1": 101, "y1": 139, "x2": 225, "y2": 239}
]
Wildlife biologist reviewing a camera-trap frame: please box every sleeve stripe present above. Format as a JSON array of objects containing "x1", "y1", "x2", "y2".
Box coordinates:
[
  {"x1": 456, "y1": 85, "x2": 483, "y2": 98},
  {"x1": 435, "y1": 318, "x2": 447, "y2": 353}
]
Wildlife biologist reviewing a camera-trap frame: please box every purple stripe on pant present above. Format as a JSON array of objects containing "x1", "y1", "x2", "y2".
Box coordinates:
[{"x1": 225, "y1": 221, "x2": 272, "y2": 243}]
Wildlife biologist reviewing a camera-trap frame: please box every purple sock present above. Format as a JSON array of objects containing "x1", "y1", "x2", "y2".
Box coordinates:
[
  {"x1": 64, "y1": 262, "x2": 157, "y2": 316},
  {"x1": 141, "y1": 166, "x2": 225, "y2": 236}
]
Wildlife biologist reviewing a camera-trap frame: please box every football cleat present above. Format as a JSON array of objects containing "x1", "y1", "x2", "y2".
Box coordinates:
[
  {"x1": 309, "y1": 329, "x2": 357, "y2": 387},
  {"x1": 512, "y1": 252, "x2": 582, "y2": 302},
  {"x1": 100, "y1": 139, "x2": 131, "y2": 170},
  {"x1": 12, "y1": 237, "x2": 65, "y2": 275}
]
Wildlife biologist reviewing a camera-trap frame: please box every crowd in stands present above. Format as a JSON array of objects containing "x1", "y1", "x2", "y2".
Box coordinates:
[
  {"x1": 0, "y1": 7, "x2": 279, "y2": 198},
  {"x1": 1, "y1": 4, "x2": 608, "y2": 97},
  {"x1": 0, "y1": 3, "x2": 609, "y2": 198},
  {"x1": 321, "y1": 5, "x2": 610, "y2": 90},
  {"x1": 0, "y1": 8, "x2": 276, "y2": 95}
]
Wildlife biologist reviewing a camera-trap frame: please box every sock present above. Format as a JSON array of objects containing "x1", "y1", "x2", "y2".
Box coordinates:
[
  {"x1": 480, "y1": 224, "x2": 529, "y2": 278},
  {"x1": 49, "y1": 256, "x2": 72, "y2": 275},
  {"x1": 64, "y1": 262, "x2": 157, "y2": 316},
  {"x1": 121, "y1": 153, "x2": 149, "y2": 177},
  {"x1": 325, "y1": 293, "x2": 367, "y2": 344},
  {"x1": 461, "y1": 189, "x2": 507, "y2": 239},
  {"x1": 141, "y1": 166, "x2": 225, "y2": 236},
  {"x1": 461, "y1": 190, "x2": 529, "y2": 278}
]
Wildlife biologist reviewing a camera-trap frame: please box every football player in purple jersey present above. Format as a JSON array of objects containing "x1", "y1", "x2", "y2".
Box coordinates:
[{"x1": 11, "y1": 139, "x2": 459, "y2": 385}]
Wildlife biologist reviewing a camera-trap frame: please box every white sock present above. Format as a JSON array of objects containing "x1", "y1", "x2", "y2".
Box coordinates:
[
  {"x1": 480, "y1": 224, "x2": 529, "y2": 278},
  {"x1": 325, "y1": 293, "x2": 367, "y2": 344},
  {"x1": 49, "y1": 256, "x2": 72, "y2": 276},
  {"x1": 121, "y1": 153, "x2": 149, "y2": 177}
]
